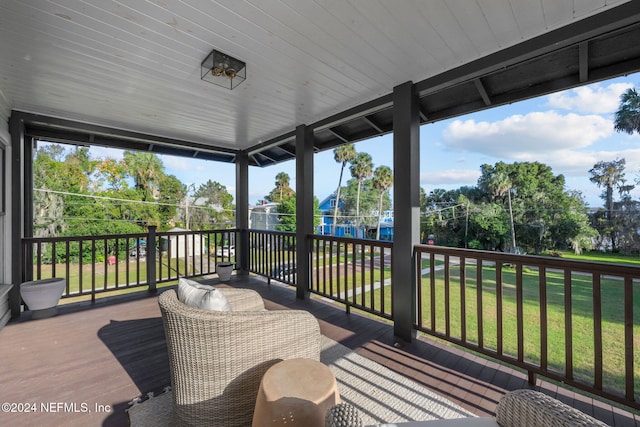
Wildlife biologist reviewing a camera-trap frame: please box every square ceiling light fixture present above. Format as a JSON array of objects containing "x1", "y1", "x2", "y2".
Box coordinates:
[{"x1": 200, "y1": 49, "x2": 246, "y2": 90}]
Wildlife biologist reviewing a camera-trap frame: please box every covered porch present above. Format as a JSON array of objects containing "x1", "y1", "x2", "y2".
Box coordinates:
[{"x1": 3, "y1": 1, "x2": 640, "y2": 425}]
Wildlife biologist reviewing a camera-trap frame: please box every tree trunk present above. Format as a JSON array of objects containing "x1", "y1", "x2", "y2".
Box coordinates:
[
  {"x1": 332, "y1": 165, "x2": 345, "y2": 235},
  {"x1": 376, "y1": 192, "x2": 383, "y2": 240},
  {"x1": 508, "y1": 189, "x2": 516, "y2": 249}
]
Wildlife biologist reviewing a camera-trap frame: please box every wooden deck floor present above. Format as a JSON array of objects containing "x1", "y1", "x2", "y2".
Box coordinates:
[{"x1": 0, "y1": 274, "x2": 638, "y2": 426}]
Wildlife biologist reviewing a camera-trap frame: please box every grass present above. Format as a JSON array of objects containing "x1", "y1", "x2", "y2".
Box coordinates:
[
  {"x1": 553, "y1": 250, "x2": 640, "y2": 266},
  {"x1": 33, "y1": 254, "x2": 224, "y2": 299}
]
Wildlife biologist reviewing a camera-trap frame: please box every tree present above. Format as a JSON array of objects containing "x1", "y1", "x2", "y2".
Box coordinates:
[
  {"x1": 614, "y1": 88, "x2": 640, "y2": 135},
  {"x1": 340, "y1": 178, "x2": 380, "y2": 228},
  {"x1": 275, "y1": 172, "x2": 290, "y2": 201},
  {"x1": 473, "y1": 161, "x2": 592, "y2": 253},
  {"x1": 349, "y1": 152, "x2": 373, "y2": 228},
  {"x1": 372, "y1": 166, "x2": 393, "y2": 240},
  {"x1": 275, "y1": 194, "x2": 322, "y2": 232},
  {"x1": 485, "y1": 171, "x2": 517, "y2": 250},
  {"x1": 191, "y1": 180, "x2": 234, "y2": 230},
  {"x1": 589, "y1": 158, "x2": 630, "y2": 252},
  {"x1": 95, "y1": 158, "x2": 129, "y2": 191},
  {"x1": 123, "y1": 151, "x2": 164, "y2": 201},
  {"x1": 331, "y1": 144, "x2": 356, "y2": 234},
  {"x1": 266, "y1": 172, "x2": 294, "y2": 203},
  {"x1": 193, "y1": 180, "x2": 234, "y2": 227}
]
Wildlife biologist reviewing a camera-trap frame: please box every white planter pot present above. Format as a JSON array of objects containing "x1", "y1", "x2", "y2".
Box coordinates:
[
  {"x1": 216, "y1": 263, "x2": 234, "y2": 281},
  {"x1": 20, "y1": 278, "x2": 66, "y2": 319}
]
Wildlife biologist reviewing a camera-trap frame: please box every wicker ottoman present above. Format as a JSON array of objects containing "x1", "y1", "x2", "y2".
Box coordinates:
[{"x1": 252, "y1": 358, "x2": 340, "y2": 427}]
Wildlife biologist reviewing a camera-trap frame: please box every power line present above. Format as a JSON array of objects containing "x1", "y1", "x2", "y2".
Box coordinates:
[{"x1": 35, "y1": 188, "x2": 235, "y2": 213}]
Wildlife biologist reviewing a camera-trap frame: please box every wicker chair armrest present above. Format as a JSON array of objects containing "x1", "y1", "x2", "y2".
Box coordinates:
[
  {"x1": 495, "y1": 389, "x2": 609, "y2": 427},
  {"x1": 236, "y1": 308, "x2": 322, "y2": 360},
  {"x1": 218, "y1": 287, "x2": 265, "y2": 311}
]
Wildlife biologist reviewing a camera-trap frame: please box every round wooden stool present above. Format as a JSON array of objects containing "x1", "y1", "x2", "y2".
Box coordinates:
[{"x1": 252, "y1": 358, "x2": 340, "y2": 427}]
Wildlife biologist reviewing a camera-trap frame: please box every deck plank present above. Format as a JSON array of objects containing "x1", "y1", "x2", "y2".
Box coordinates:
[{"x1": 0, "y1": 275, "x2": 637, "y2": 426}]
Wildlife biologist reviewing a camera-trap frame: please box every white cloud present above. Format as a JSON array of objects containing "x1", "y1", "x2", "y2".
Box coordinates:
[
  {"x1": 443, "y1": 111, "x2": 612, "y2": 157},
  {"x1": 420, "y1": 169, "x2": 481, "y2": 187},
  {"x1": 160, "y1": 155, "x2": 206, "y2": 172},
  {"x1": 545, "y1": 82, "x2": 633, "y2": 114},
  {"x1": 84, "y1": 146, "x2": 124, "y2": 161}
]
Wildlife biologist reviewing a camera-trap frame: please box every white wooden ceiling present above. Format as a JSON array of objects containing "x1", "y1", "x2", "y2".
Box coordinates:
[{"x1": 0, "y1": 0, "x2": 631, "y2": 152}]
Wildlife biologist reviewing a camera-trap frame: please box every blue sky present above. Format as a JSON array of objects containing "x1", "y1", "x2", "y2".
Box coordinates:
[{"x1": 91, "y1": 72, "x2": 640, "y2": 208}]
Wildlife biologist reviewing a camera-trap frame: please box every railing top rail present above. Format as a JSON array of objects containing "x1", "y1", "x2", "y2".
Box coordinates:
[
  {"x1": 248, "y1": 229, "x2": 296, "y2": 236},
  {"x1": 22, "y1": 228, "x2": 238, "y2": 244},
  {"x1": 416, "y1": 244, "x2": 640, "y2": 276},
  {"x1": 22, "y1": 233, "x2": 148, "y2": 243},
  {"x1": 156, "y1": 228, "x2": 238, "y2": 237},
  {"x1": 311, "y1": 233, "x2": 394, "y2": 248}
]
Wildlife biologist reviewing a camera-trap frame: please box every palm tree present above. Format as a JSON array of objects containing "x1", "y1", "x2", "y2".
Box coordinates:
[
  {"x1": 372, "y1": 166, "x2": 393, "y2": 240},
  {"x1": 589, "y1": 158, "x2": 628, "y2": 252},
  {"x1": 123, "y1": 151, "x2": 164, "y2": 201},
  {"x1": 349, "y1": 152, "x2": 373, "y2": 231},
  {"x1": 331, "y1": 144, "x2": 356, "y2": 235},
  {"x1": 614, "y1": 88, "x2": 640, "y2": 134},
  {"x1": 488, "y1": 172, "x2": 516, "y2": 250},
  {"x1": 275, "y1": 172, "x2": 290, "y2": 201}
]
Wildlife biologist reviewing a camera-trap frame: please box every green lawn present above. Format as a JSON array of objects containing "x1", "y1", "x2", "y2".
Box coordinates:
[{"x1": 552, "y1": 250, "x2": 640, "y2": 266}]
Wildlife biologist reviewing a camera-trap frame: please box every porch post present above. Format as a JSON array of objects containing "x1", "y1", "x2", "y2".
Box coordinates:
[
  {"x1": 235, "y1": 150, "x2": 249, "y2": 275},
  {"x1": 392, "y1": 81, "x2": 420, "y2": 343},
  {"x1": 295, "y1": 124, "x2": 313, "y2": 300},
  {"x1": 8, "y1": 112, "x2": 32, "y2": 318}
]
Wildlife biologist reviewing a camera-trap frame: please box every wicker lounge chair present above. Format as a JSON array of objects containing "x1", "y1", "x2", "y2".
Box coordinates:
[
  {"x1": 325, "y1": 389, "x2": 610, "y2": 427},
  {"x1": 158, "y1": 288, "x2": 321, "y2": 427}
]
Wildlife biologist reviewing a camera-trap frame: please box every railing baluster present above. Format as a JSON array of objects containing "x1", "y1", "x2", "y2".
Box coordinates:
[
  {"x1": 416, "y1": 250, "x2": 423, "y2": 328},
  {"x1": 36, "y1": 242, "x2": 42, "y2": 280},
  {"x1": 460, "y1": 256, "x2": 466, "y2": 343},
  {"x1": 321, "y1": 239, "x2": 326, "y2": 295},
  {"x1": 624, "y1": 276, "x2": 634, "y2": 401},
  {"x1": 337, "y1": 241, "x2": 342, "y2": 302},
  {"x1": 91, "y1": 238, "x2": 96, "y2": 303},
  {"x1": 369, "y1": 243, "x2": 375, "y2": 311},
  {"x1": 329, "y1": 240, "x2": 334, "y2": 297},
  {"x1": 565, "y1": 268, "x2": 573, "y2": 380},
  {"x1": 79, "y1": 240, "x2": 83, "y2": 295},
  {"x1": 430, "y1": 252, "x2": 436, "y2": 331},
  {"x1": 381, "y1": 247, "x2": 386, "y2": 316},
  {"x1": 51, "y1": 241, "x2": 56, "y2": 278},
  {"x1": 593, "y1": 273, "x2": 602, "y2": 390},
  {"x1": 103, "y1": 238, "x2": 108, "y2": 290},
  {"x1": 360, "y1": 243, "x2": 365, "y2": 307},
  {"x1": 516, "y1": 263, "x2": 524, "y2": 362},
  {"x1": 444, "y1": 255, "x2": 450, "y2": 337},
  {"x1": 496, "y1": 262, "x2": 503, "y2": 356},
  {"x1": 539, "y1": 267, "x2": 548, "y2": 371},
  {"x1": 65, "y1": 241, "x2": 70, "y2": 295},
  {"x1": 477, "y1": 258, "x2": 483, "y2": 348}
]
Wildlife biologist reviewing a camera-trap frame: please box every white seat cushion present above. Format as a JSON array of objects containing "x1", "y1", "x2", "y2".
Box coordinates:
[{"x1": 177, "y1": 277, "x2": 232, "y2": 311}]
